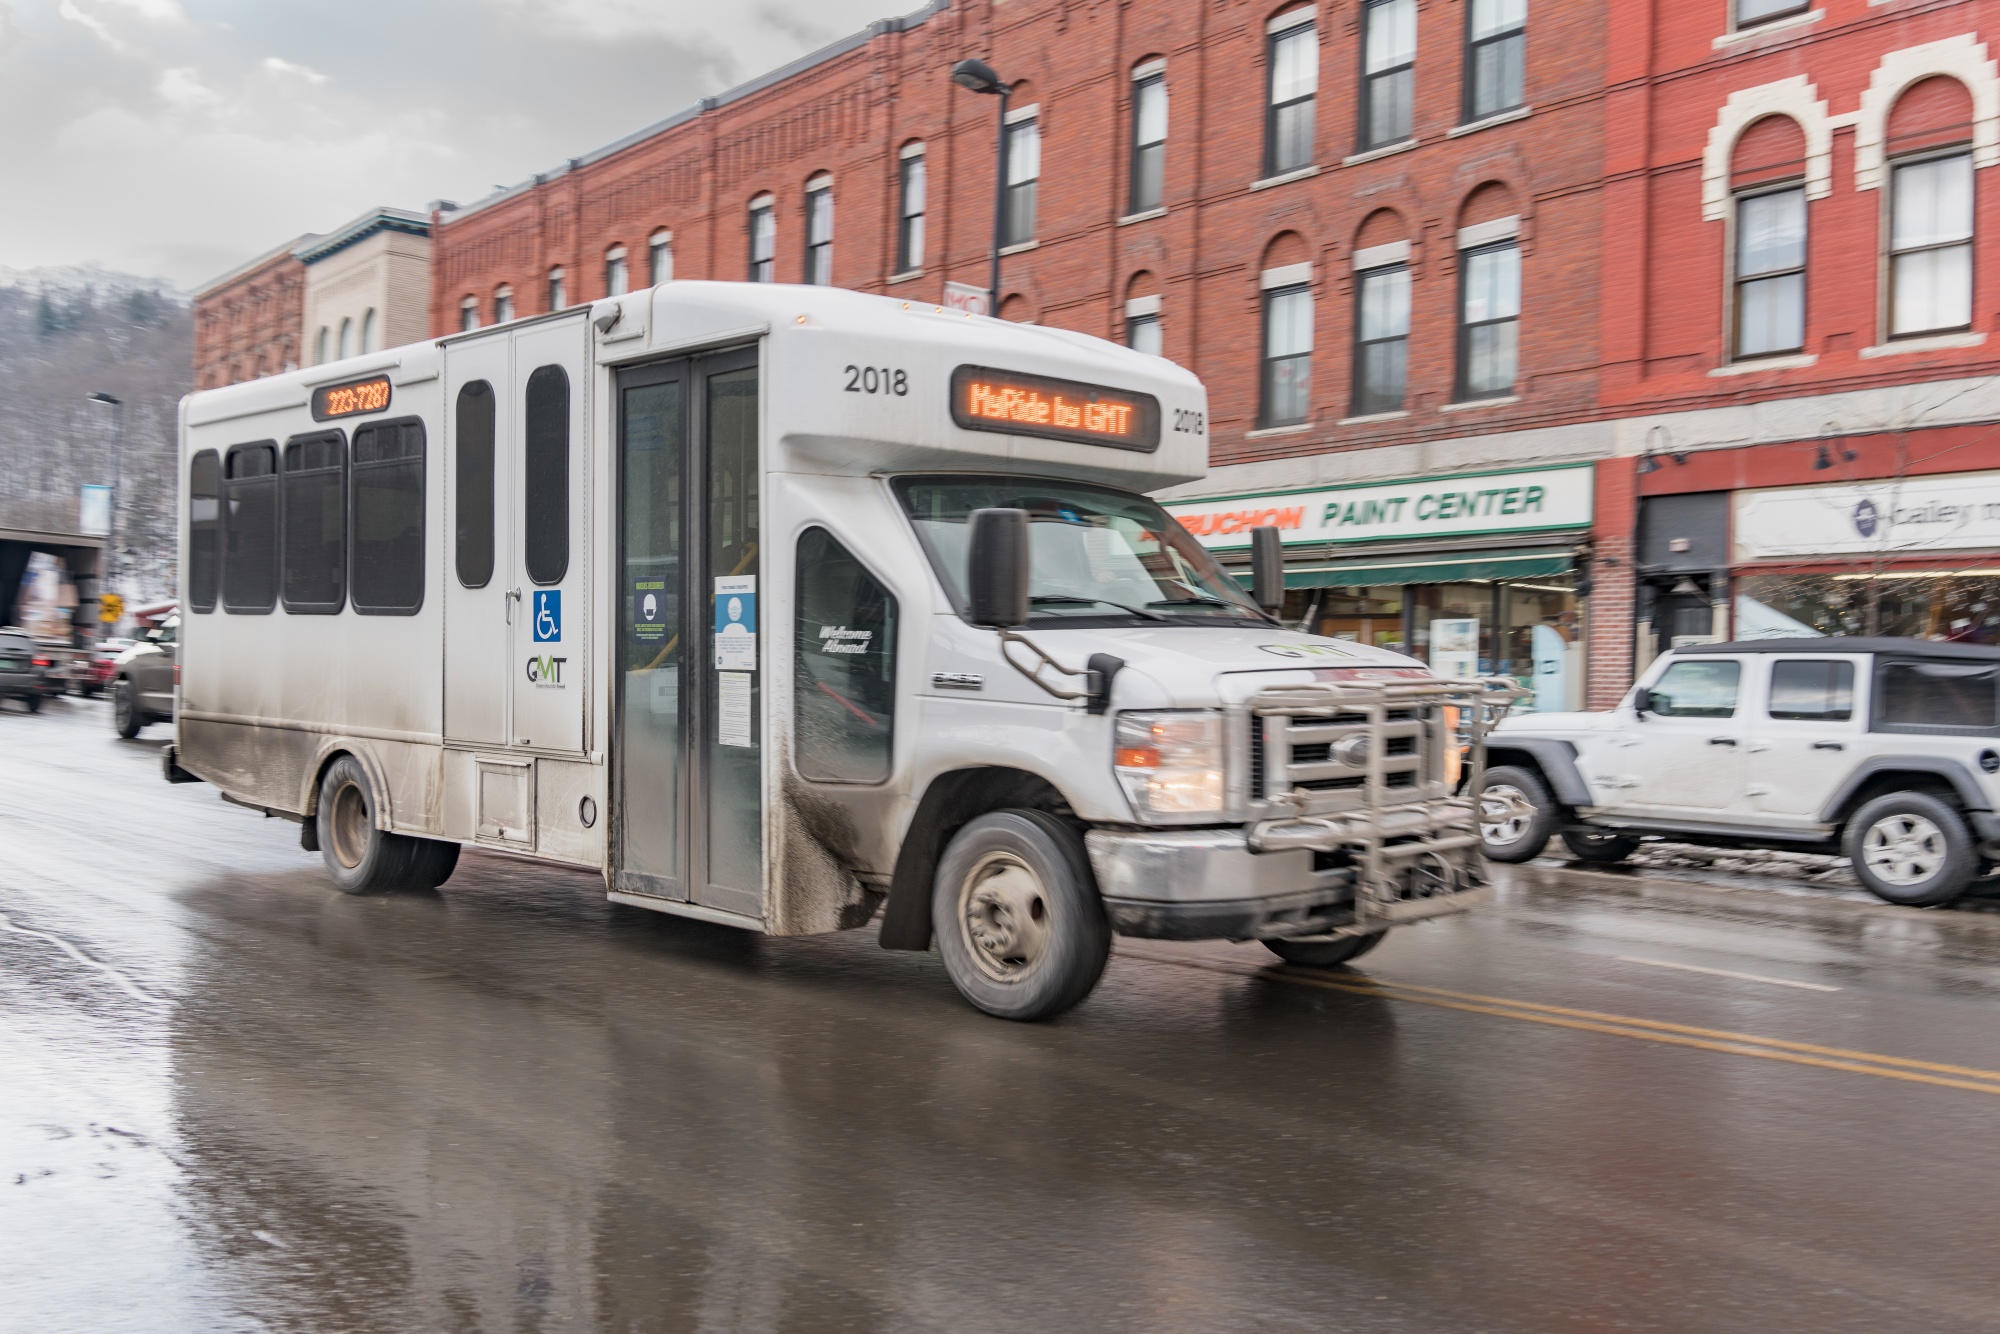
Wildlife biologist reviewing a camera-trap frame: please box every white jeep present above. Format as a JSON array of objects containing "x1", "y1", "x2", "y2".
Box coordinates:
[{"x1": 1478, "y1": 637, "x2": 2000, "y2": 906}]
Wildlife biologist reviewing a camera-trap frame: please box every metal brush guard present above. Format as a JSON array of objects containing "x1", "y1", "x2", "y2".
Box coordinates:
[{"x1": 1234, "y1": 677, "x2": 1528, "y2": 938}]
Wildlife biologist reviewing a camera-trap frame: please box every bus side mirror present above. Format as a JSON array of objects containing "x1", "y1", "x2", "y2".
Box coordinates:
[
  {"x1": 967, "y1": 507, "x2": 1030, "y2": 629},
  {"x1": 1251, "y1": 525, "x2": 1283, "y2": 612}
]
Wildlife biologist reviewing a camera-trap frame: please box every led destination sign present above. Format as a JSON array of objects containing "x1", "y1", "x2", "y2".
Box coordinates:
[
  {"x1": 950, "y1": 365, "x2": 1160, "y2": 453},
  {"x1": 310, "y1": 375, "x2": 393, "y2": 422}
]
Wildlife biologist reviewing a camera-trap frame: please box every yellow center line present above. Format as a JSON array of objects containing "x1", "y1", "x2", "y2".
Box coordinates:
[{"x1": 1114, "y1": 947, "x2": 2000, "y2": 1095}]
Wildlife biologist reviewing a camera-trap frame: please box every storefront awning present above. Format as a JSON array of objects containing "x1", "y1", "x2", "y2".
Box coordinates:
[{"x1": 1231, "y1": 548, "x2": 1575, "y2": 590}]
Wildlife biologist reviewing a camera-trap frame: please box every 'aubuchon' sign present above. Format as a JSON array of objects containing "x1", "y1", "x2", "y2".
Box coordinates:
[{"x1": 1163, "y1": 464, "x2": 1594, "y2": 549}]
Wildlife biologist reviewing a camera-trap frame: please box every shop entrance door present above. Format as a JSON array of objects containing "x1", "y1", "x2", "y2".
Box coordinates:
[{"x1": 612, "y1": 347, "x2": 763, "y2": 919}]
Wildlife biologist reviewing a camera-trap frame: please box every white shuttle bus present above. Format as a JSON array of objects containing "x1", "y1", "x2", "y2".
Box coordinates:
[{"x1": 169, "y1": 282, "x2": 1510, "y2": 1019}]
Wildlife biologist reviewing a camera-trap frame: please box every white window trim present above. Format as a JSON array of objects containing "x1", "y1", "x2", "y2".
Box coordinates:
[
  {"x1": 1005, "y1": 103, "x2": 1040, "y2": 126},
  {"x1": 649, "y1": 229, "x2": 672, "y2": 243},
  {"x1": 806, "y1": 173, "x2": 832, "y2": 192},
  {"x1": 749, "y1": 193, "x2": 774, "y2": 211},
  {"x1": 1860, "y1": 331, "x2": 1988, "y2": 357},
  {"x1": 1261, "y1": 262, "x2": 1313, "y2": 289},
  {"x1": 1126, "y1": 294, "x2": 1161, "y2": 317},
  {"x1": 605, "y1": 245, "x2": 626, "y2": 260},
  {"x1": 1701, "y1": 77, "x2": 1833, "y2": 221},
  {"x1": 899, "y1": 141, "x2": 926, "y2": 159},
  {"x1": 1709, "y1": 353, "x2": 1818, "y2": 375},
  {"x1": 1457, "y1": 215, "x2": 1521, "y2": 249},
  {"x1": 1352, "y1": 240, "x2": 1410, "y2": 270},
  {"x1": 1448, "y1": 105, "x2": 1534, "y2": 137},
  {"x1": 1133, "y1": 58, "x2": 1166, "y2": 80},
  {"x1": 1714, "y1": 8, "x2": 1822, "y2": 49},
  {"x1": 1268, "y1": 5, "x2": 1315, "y2": 34},
  {"x1": 1853, "y1": 36, "x2": 2000, "y2": 191},
  {"x1": 1250, "y1": 165, "x2": 1321, "y2": 191}
]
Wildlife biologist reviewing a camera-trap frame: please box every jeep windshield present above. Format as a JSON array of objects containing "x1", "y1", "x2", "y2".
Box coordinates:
[{"x1": 896, "y1": 475, "x2": 1270, "y2": 628}]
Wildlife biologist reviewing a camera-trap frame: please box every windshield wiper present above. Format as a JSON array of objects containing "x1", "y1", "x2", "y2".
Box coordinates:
[
  {"x1": 1029, "y1": 594, "x2": 1171, "y2": 622},
  {"x1": 1147, "y1": 596, "x2": 1243, "y2": 609}
]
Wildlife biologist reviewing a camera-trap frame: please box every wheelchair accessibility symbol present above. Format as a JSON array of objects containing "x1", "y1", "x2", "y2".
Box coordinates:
[{"x1": 533, "y1": 590, "x2": 561, "y2": 643}]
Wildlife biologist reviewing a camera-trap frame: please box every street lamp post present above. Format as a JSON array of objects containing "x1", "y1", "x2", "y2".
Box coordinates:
[
  {"x1": 87, "y1": 391, "x2": 124, "y2": 636},
  {"x1": 951, "y1": 58, "x2": 1010, "y2": 316}
]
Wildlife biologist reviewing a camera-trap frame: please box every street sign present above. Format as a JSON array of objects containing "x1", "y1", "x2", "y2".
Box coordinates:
[
  {"x1": 942, "y1": 281, "x2": 990, "y2": 317},
  {"x1": 99, "y1": 593, "x2": 123, "y2": 624}
]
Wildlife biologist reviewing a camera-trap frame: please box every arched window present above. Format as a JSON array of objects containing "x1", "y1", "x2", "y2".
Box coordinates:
[
  {"x1": 1455, "y1": 182, "x2": 1522, "y2": 399},
  {"x1": 337, "y1": 317, "x2": 354, "y2": 359},
  {"x1": 493, "y1": 285, "x2": 514, "y2": 323},
  {"x1": 605, "y1": 245, "x2": 629, "y2": 297},
  {"x1": 459, "y1": 296, "x2": 480, "y2": 332},
  {"x1": 895, "y1": 146, "x2": 925, "y2": 273},
  {"x1": 547, "y1": 268, "x2": 567, "y2": 310},
  {"x1": 747, "y1": 196, "x2": 775, "y2": 282},
  {"x1": 1125, "y1": 271, "x2": 1163, "y2": 356},
  {"x1": 1729, "y1": 118, "x2": 1808, "y2": 360},
  {"x1": 1886, "y1": 77, "x2": 1976, "y2": 338},
  {"x1": 804, "y1": 175, "x2": 833, "y2": 285},
  {"x1": 1351, "y1": 209, "x2": 1411, "y2": 416},
  {"x1": 648, "y1": 231, "x2": 673, "y2": 285},
  {"x1": 361, "y1": 307, "x2": 378, "y2": 354},
  {"x1": 1259, "y1": 232, "x2": 1314, "y2": 427},
  {"x1": 313, "y1": 326, "x2": 329, "y2": 365}
]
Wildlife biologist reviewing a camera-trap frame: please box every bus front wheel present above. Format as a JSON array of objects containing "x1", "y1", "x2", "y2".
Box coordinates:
[
  {"x1": 932, "y1": 810, "x2": 1110, "y2": 1022},
  {"x1": 316, "y1": 756, "x2": 457, "y2": 894}
]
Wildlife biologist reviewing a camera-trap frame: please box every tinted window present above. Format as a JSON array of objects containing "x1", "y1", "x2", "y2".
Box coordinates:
[
  {"x1": 350, "y1": 418, "x2": 425, "y2": 615},
  {"x1": 1877, "y1": 660, "x2": 1999, "y2": 731},
  {"x1": 455, "y1": 381, "x2": 495, "y2": 588},
  {"x1": 223, "y1": 442, "x2": 278, "y2": 614},
  {"x1": 795, "y1": 528, "x2": 897, "y2": 784},
  {"x1": 524, "y1": 365, "x2": 570, "y2": 585},
  {"x1": 282, "y1": 430, "x2": 345, "y2": 613},
  {"x1": 188, "y1": 450, "x2": 220, "y2": 613},
  {"x1": 1768, "y1": 660, "x2": 1853, "y2": 721},
  {"x1": 1648, "y1": 660, "x2": 1740, "y2": 718}
]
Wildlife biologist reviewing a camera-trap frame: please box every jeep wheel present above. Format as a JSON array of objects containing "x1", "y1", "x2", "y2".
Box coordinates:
[
  {"x1": 1560, "y1": 830, "x2": 1641, "y2": 864},
  {"x1": 113, "y1": 680, "x2": 143, "y2": 738},
  {"x1": 1479, "y1": 765, "x2": 1557, "y2": 862},
  {"x1": 1845, "y1": 791, "x2": 1978, "y2": 907},
  {"x1": 932, "y1": 810, "x2": 1110, "y2": 1021}
]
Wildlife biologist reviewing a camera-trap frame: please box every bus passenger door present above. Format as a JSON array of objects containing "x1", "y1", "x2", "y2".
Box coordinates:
[
  {"x1": 442, "y1": 337, "x2": 512, "y2": 748},
  {"x1": 612, "y1": 346, "x2": 762, "y2": 918},
  {"x1": 508, "y1": 316, "x2": 590, "y2": 756}
]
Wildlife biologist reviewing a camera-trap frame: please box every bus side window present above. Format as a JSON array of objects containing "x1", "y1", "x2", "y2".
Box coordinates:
[
  {"x1": 351, "y1": 418, "x2": 426, "y2": 615},
  {"x1": 455, "y1": 381, "x2": 496, "y2": 588},
  {"x1": 188, "y1": 449, "x2": 221, "y2": 613},
  {"x1": 794, "y1": 527, "x2": 897, "y2": 783},
  {"x1": 282, "y1": 430, "x2": 346, "y2": 614},
  {"x1": 524, "y1": 365, "x2": 570, "y2": 585},
  {"x1": 222, "y1": 441, "x2": 279, "y2": 614}
]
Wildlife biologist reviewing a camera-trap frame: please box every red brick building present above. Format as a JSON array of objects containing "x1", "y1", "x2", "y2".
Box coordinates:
[
  {"x1": 191, "y1": 236, "x2": 313, "y2": 390},
  {"x1": 195, "y1": 0, "x2": 2000, "y2": 709},
  {"x1": 1590, "y1": 0, "x2": 2000, "y2": 700},
  {"x1": 435, "y1": 0, "x2": 1614, "y2": 711}
]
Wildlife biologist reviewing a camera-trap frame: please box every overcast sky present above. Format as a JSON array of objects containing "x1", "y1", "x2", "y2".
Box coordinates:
[{"x1": 0, "y1": 0, "x2": 909, "y2": 289}]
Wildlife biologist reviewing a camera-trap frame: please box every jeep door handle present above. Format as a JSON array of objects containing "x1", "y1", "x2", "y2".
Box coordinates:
[
  {"x1": 1708, "y1": 737, "x2": 1737, "y2": 746},
  {"x1": 1812, "y1": 741, "x2": 1844, "y2": 751}
]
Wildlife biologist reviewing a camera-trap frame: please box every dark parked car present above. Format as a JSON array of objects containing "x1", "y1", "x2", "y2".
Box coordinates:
[
  {"x1": 0, "y1": 628, "x2": 53, "y2": 712},
  {"x1": 113, "y1": 616, "x2": 177, "y2": 738}
]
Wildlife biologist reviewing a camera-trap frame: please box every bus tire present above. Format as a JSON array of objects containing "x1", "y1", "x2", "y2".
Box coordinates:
[
  {"x1": 408, "y1": 838, "x2": 461, "y2": 890},
  {"x1": 932, "y1": 810, "x2": 1110, "y2": 1022},
  {"x1": 1264, "y1": 930, "x2": 1387, "y2": 967},
  {"x1": 113, "y1": 680, "x2": 143, "y2": 738},
  {"x1": 316, "y1": 755, "x2": 425, "y2": 895}
]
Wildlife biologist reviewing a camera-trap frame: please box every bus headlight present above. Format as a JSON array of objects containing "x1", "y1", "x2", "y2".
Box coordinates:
[{"x1": 1114, "y1": 710, "x2": 1225, "y2": 819}]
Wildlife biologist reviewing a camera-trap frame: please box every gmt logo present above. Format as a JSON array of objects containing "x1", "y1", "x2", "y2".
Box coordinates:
[
  {"x1": 1853, "y1": 499, "x2": 1881, "y2": 538},
  {"x1": 526, "y1": 655, "x2": 569, "y2": 688}
]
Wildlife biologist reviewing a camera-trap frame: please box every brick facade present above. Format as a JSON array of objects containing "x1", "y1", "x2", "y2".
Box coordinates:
[
  {"x1": 191, "y1": 238, "x2": 311, "y2": 391},
  {"x1": 192, "y1": 0, "x2": 2000, "y2": 701}
]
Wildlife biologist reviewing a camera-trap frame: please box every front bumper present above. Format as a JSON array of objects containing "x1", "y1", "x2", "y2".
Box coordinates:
[
  {"x1": 1085, "y1": 798, "x2": 1490, "y2": 943},
  {"x1": 1085, "y1": 827, "x2": 1357, "y2": 941}
]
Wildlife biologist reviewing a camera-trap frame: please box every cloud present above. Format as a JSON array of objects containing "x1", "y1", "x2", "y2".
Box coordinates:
[{"x1": 0, "y1": 0, "x2": 910, "y2": 286}]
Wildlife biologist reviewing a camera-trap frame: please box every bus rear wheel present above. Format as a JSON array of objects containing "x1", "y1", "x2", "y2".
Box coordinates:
[
  {"x1": 932, "y1": 810, "x2": 1110, "y2": 1022},
  {"x1": 316, "y1": 756, "x2": 457, "y2": 894}
]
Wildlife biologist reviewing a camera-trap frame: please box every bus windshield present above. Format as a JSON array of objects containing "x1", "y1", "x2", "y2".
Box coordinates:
[{"x1": 896, "y1": 475, "x2": 1269, "y2": 627}]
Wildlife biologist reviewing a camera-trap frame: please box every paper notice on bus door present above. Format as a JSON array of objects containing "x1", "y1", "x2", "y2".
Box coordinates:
[
  {"x1": 717, "y1": 671, "x2": 753, "y2": 747},
  {"x1": 714, "y1": 575, "x2": 756, "y2": 670}
]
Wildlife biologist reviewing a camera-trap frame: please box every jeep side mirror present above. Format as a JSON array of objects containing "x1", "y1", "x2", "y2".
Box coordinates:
[
  {"x1": 1251, "y1": 525, "x2": 1284, "y2": 613},
  {"x1": 967, "y1": 507, "x2": 1030, "y2": 629}
]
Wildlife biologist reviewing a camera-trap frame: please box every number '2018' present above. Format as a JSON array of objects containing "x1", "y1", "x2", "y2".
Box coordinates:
[{"x1": 844, "y1": 365, "x2": 908, "y2": 396}]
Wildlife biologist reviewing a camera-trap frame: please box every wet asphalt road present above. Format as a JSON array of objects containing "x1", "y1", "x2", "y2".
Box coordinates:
[{"x1": 8, "y1": 699, "x2": 2000, "y2": 1333}]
